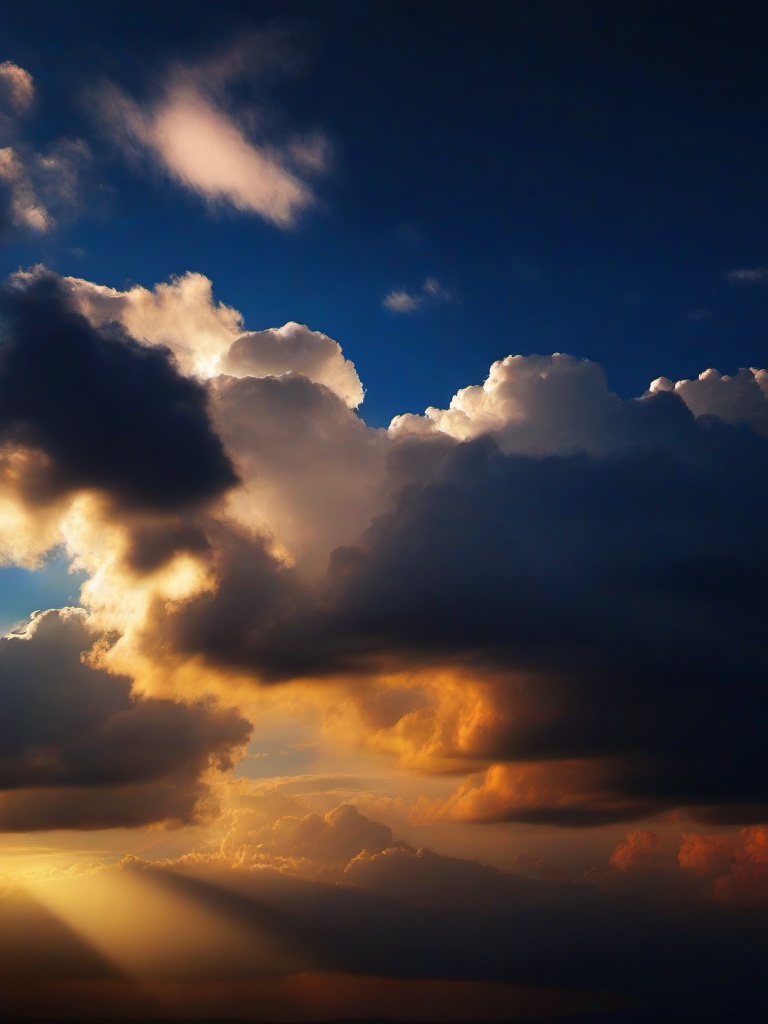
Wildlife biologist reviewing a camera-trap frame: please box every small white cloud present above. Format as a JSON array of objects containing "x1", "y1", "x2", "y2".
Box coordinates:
[
  {"x1": 0, "y1": 61, "x2": 34, "y2": 117},
  {"x1": 97, "y1": 43, "x2": 330, "y2": 229},
  {"x1": 726, "y1": 267, "x2": 768, "y2": 284},
  {"x1": 383, "y1": 288, "x2": 423, "y2": 313},
  {"x1": 423, "y1": 276, "x2": 451, "y2": 302},
  {"x1": 382, "y1": 276, "x2": 451, "y2": 314}
]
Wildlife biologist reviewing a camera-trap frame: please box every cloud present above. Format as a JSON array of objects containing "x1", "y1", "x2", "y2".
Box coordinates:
[
  {"x1": 0, "y1": 268, "x2": 237, "y2": 513},
  {"x1": 650, "y1": 366, "x2": 768, "y2": 436},
  {"x1": 98, "y1": 43, "x2": 330, "y2": 227},
  {"x1": 220, "y1": 323, "x2": 364, "y2": 408},
  {"x1": 2, "y1": 268, "x2": 768, "y2": 830},
  {"x1": 382, "y1": 288, "x2": 422, "y2": 313},
  {"x1": 0, "y1": 62, "x2": 34, "y2": 117},
  {"x1": 726, "y1": 266, "x2": 768, "y2": 283},
  {"x1": 678, "y1": 826, "x2": 768, "y2": 906},
  {"x1": 0, "y1": 608, "x2": 250, "y2": 830},
  {"x1": 66, "y1": 271, "x2": 244, "y2": 378},
  {"x1": 3, "y1": 814, "x2": 762, "y2": 1011},
  {"x1": 0, "y1": 65, "x2": 90, "y2": 238},
  {"x1": 382, "y1": 276, "x2": 451, "y2": 313}
]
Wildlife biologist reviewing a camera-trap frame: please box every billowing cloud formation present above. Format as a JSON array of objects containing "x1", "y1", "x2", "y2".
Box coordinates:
[
  {"x1": 0, "y1": 64, "x2": 89, "y2": 237},
  {"x1": 0, "y1": 268, "x2": 236, "y2": 513},
  {"x1": 99, "y1": 42, "x2": 329, "y2": 227},
  {"x1": 650, "y1": 366, "x2": 768, "y2": 436},
  {"x1": 0, "y1": 608, "x2": 250, "y2": 830},
  {"x1": 66, "y1": 271, "x2": 244, "y2": 378},
  {"x1": 1, "y1": 269, "x2": 767, "y2": 831},
  {"x1": 220, "y1": 323, "x2": 364, "y2": 407}
]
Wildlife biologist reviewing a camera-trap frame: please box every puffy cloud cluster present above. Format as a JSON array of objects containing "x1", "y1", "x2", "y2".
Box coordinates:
[
  {"x1": 588, "y1": 825, "x2": 768, "y2": 908},
  {"x1": 98, "y1": 39, "x2": 329, "y2": 227},
  {"x1": 0, "y1": 269, "x2": 236, "y2": 514},
  {"x1": 220, "y1": 323, "x2": 364, "y2": 408},
  {"x1": 0, "y1": 608, "x2": 250, "y2": 830},
  {"x1": 0, "y1": 63, "x2": 89, "y2": 237},
  {"x1": 2, "y1": 265, "x2": 768, "y2": 832},
  {"x1": 678, "y1": 825, "x2": 768, "y2": 906}
]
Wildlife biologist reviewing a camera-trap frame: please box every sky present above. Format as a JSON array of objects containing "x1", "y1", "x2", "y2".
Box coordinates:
[{"x1": 0, "y1": 1, "x2": 767, "y2": 1020}]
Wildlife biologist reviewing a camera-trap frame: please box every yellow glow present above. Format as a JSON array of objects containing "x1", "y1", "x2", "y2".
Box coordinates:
[{"x1": 23, "y1": 864, "x2": 298, "y2": 981}]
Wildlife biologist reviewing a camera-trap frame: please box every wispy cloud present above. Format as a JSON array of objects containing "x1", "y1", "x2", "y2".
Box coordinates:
[
  {"x1": 0, "y1": 61, "x2": 34, "y2": 117},
  {"x1": 726, "y1": 266, "x2": 768, "y2": 284},
  {"x1": 382, "y1": 276, "x2": 451, "y2": 313},
  {"x1": 0, "y1": 63, "x2": 89, "y2": 237},
  {"x1": 97, "y1": 40, "x2": 330, "y2": 228}
]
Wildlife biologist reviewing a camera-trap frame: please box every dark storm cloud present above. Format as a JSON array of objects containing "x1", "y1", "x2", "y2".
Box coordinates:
[
  {"x1": 321, "y1": 403, "x2": 768, "y2": 822},
  {"x1": 0, "y1": 608, "x2": 250, "y2": 830},
  {"x1": 152, "y1": 384, "x2": 768, "y2": 823},
  {"x1": 0, "y1": 269, "x2": 236, "y2": 511}
]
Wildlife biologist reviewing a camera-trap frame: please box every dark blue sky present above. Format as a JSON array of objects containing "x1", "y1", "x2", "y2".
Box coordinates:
[{"x1": 3, "y1": 0, "x2": 768, "y2": 432}]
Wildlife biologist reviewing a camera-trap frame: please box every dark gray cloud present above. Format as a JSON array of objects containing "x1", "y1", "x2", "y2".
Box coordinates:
[
  {"x1": 0, "y1": 269, "x2": 236, "y2": 512},
  {"x1": 149, "y1": 385, "x2": 768, "y2": 824},
  {"x1": 0, "y1": 608, "x2": 250, "y2": 830}
]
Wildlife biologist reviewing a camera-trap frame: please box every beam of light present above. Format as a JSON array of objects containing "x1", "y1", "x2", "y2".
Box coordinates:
[{"x1": 21, "y1": 864, "x2": 300, "y2": 984}]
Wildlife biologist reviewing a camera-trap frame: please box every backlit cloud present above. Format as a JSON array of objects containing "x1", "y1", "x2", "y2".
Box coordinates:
[
  {"x1": 0, "y1": 608, "x2": 250, "y2": 830},
  {"x1": 0, "y1": 61, "x2": 34, "y2": 116},
  {"x1": 1, "y1": 267, "x2": 767, "y2": 835},
  {"x1": 98, "y1": 43, "x2": 330, "y2": 227}
]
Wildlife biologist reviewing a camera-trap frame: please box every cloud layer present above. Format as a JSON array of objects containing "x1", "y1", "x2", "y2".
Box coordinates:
[{"x1": 1, "y1": 267, "x2": 767, "y2": 833}]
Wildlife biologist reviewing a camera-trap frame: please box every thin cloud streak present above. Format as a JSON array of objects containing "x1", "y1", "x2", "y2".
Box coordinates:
[{"x1": 726, "y1": 266, "x2": 768, "y2": 283}]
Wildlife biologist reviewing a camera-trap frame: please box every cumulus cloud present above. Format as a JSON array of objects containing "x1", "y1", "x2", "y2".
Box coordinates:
[
  {"x1": 98, "y1": 41, "x2": 329, "y2": 227},
  {"x1": 220, "y1": 323, "x2": 364, "y2": 408},
  {"x1": 2, "y1": 267, "x2": 768, "y2": 830},
  {"x1": 66, "y1": 271, "x2": 244, "y2": 378},
  {"x1": 0, "y1": 608, "x2": 250, "y2": 830},
  {"x1": 726, "y1": 266, "x2": 768, "y2": 283},
  {"x1": 650, "y1": 366, "x2": 768, "y2": 436},
  {"x1": 382, "y1": 276, "x2": 451, "y2": 313},
  {"x1": 678, "y1": 825, "x2": 768, "y2": 906},
  {"x1": 0, "y1": 268, "x2": 236, "y2": 513}
]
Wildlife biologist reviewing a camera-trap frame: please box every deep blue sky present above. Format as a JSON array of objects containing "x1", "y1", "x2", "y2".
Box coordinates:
[{"x1": 3, "y1": 0, "x2": 768, "y2": 430}]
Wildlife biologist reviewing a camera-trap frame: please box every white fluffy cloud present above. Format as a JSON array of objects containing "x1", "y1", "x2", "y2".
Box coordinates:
[
  {"x1": 650, "y1": 366, "x2": 768, "y2": 436},
  {"x1": 220, "y1": 322, "x2": 364, "y2": 407}
]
